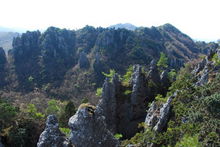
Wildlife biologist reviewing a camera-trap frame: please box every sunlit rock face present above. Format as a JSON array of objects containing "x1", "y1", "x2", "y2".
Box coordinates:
[
  {"x1": 68, "y1": 104, "x2": 119, "y2": 147},
  {"x1": 37, "y1": 115, "x2": 71, "y2": 147},
  {"x1": 145, "y1": 93, "x2": 177, "y2": 132}
]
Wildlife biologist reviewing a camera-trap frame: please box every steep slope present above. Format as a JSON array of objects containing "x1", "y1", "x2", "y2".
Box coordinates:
[{"x1": 122, "y1": 49, "x2": 220, "y2": 147}]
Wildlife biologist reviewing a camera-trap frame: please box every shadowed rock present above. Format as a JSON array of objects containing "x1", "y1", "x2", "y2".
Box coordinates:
[
  {"x1": 78, "y1": 52, "x2": 89, "y2": 69},
  {"x1": 130, "y1": 65, "x2": 147, "y2": 120},
  {"x1": 0, "y1": 47, "x2": 6, "y2": 88},
  {"x1": 96, "y1": 75, "x2": 120, "y2": 133}
]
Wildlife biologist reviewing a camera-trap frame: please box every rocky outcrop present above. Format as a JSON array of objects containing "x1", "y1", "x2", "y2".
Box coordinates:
[
  {"x1": 196, "y1": 65, "x2": 209, "y2": 86},
  {"x1": 130, "y1": 65, "x2": 148, "y2": 120},
  {"x1": 147, "y1": 60, "x2": 160, "y2": 84},
  {"x1": 37, "y1": 115, "x2": 71, "y2": 147},
  {"x1": 78, "y1": 52, "x2": 89, "y2": 69},
  {"x1": 145, "y1": 93, "x2": 176, "y2": 132},
  {"x1": 96, "y1": 75, "x2": 119, "y2": 133},
  {"x1": 193, "y1": 49, "x2": 218, "y2": 86},
  {"x1": 68, "y1": 65, "x2": 151, "y2": 142},
  {"x1": 192, "y1": 58, "x2": 206, "y2": 75},
  {"x1": 160, "y1": 70, "x2": 171, "y2": 95},
  {"x1": 68, "y1": 104, "x2": 119, "y2": 147}
]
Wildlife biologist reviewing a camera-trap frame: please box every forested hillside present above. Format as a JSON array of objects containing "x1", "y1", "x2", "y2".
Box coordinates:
[{"x1": 0, "y1": 24, "x2": 219, "y2": 147}]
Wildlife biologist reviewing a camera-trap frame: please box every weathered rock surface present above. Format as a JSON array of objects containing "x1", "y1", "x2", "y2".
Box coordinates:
[
  {"x1": 67, "y1": 64, "x2": 173, "y2": 145},
  {"x1": 96, "y1": 75, "x2": 119, "y2": 133},
  {"x1": 147, "y1": 60, "x2": 160, "y2": 85},
  {"x1": 130, "y1": 65, "x2": 148, "y2": 120},
  {"x1": 194, "y1": 50, "x2": 217, "y2": 86},
  {"x1": 145, "y1": 93, "x2": 176, "y2": 132},
  {"x1": 192, "y1": 58, "x2": 206, "y2": 75},
  {"x1": 160, "y1": 70, "x2": 170, "y2": 95},
  {"x1": 37, "y1": 115, "x2": 71, "y2": 147},
  {"x1": 68, "y1": 104, "x2": 119, "y2": 147}
]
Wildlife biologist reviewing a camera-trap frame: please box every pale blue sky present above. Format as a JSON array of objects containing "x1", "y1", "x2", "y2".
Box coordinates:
[{"x1": 0, "y1": 0, "x2": 219, "y2": 42}]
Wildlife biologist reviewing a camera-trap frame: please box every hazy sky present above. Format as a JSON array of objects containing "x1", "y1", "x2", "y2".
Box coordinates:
[{"x1": 0, "y1": 0, "x2": 219, "y2": 41}]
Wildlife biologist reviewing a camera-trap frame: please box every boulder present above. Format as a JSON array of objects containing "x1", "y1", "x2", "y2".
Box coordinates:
[
  {"x1": 68, "y1": 104, "x2": 119, "y2": 147},
  {"x1": 37, "y1": 115, "x2": 71, "y2": 147}
]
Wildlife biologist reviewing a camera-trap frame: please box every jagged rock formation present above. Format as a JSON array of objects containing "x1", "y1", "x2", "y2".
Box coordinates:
[
  {"x1": 147, "y1": 60, "x2": 160, "y2": 84},
  {"x1": 95, "y1": 75, "x2": 119, "y2": 133},
  {"x1": 66, "y1": 63, "x2": 174, "y2": 147},
  {"x1": 95, "y1": 65, "x2": 149, "y2": 138},
  {"x1": 193, "y1": 49, "x2": 220, "y2": 86},
  {"x1": 37, "y1": 115, "x2": 71, "y2": 147},
  {"x1": 160, "y1": 70, "x2": 170, "y2": 95},
  {"x1": 78, "y1": 52, "x2": 89, "y2": 69},
  {"x1": 145, "y1": 93, "x2": 177, "y2": 132},
  {"x1": 68, "y1": 64, "x2": 169, "y2": 144},
  {"x1": 1, "y1": 23, "x2": 213, "y2": 93},
  {"x1": 68, "y1": 104, "x2": 119, "y2": 147},
  {"x1": 130, "y1": 65, "x2": 148, "y2": 120}
]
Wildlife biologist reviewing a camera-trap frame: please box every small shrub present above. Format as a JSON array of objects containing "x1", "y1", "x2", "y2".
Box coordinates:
[
  {"x1": 96, "y1": 88, "x2": 103, "y2": 97},
  {"x1": 102, "y1": 69, "x2": 116, "y2": 81},
  {"x1": 155, "y1": 94, "x2": 167, "y2": 104},
  {"x1": 26, "y1": 104, "x2": 45, "y2": 120},
  {"x1": 168, "y1": 69, "x2": 177, "y2": 82},
  {"x1": 81, "y1": 98, "x2": 89, "y2": 104},
  {"x1": 124, "y1": 90, "x2": 132, "y2": 95},
  {"x1": 122, "y1": 66, "x2": 133, "y2": 86},
  {"x1": 114, "y1": 133, "x2": 123, "y2": 140},
  {"x1": 60, "y1": 127, "x2": 71, "y2": 137},
  {"x1": 211, "y1": 53, "x2": 220, "y2": 66},
  {"x1": 46, "y1": 100, "x2": 61, "y2": 116},
  {"x1": 174, "y1": 134, "x2": 202, "y2": 147},
  {"x1": 157, "y1": 52, "x2": 168, "y2": 69}
]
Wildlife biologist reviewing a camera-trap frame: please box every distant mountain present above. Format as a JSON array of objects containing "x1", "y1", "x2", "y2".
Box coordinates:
[
  {"x1": 0, "y1": 32, "x2": 19, "y2": 54},
  {"x1": 109, "y1": 23, "x2": 137, "y2": 30},
  {"x1": 0, "y1": 26, "x2": 26, "y2": 33}
]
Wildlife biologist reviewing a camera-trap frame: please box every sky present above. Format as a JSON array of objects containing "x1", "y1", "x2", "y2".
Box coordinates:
[{"x1": 0, "y1": 0, "x2": 219, "y2": 42}]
